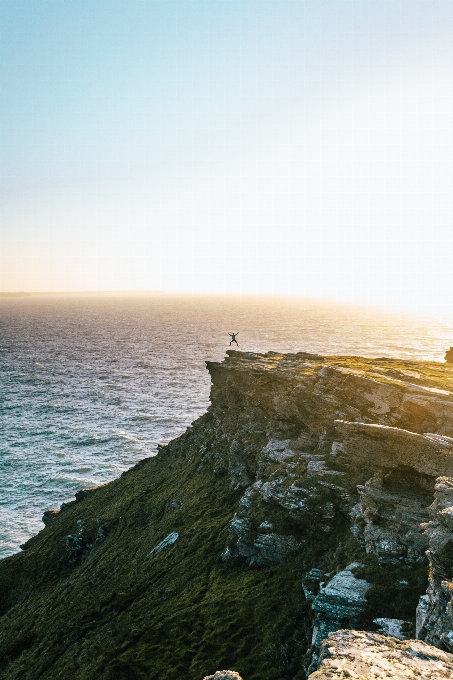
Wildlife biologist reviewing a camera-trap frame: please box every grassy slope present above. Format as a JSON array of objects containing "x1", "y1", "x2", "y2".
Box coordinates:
[{"x1": 0, "y1": 415, "x2": 321, "y2": 680}]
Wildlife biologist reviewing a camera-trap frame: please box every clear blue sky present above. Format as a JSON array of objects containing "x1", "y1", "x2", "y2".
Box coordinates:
[{"x1": 1, "y1": 1, "x2": 453, "y2": 314}]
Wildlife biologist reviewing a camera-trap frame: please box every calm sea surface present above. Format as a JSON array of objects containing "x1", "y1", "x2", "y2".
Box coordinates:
[{"x1": 1, "y1": 294, "x2": 452, "y2": 558}]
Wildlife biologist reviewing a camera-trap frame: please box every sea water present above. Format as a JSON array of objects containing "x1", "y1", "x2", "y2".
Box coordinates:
[{"x1": 1, "y1": 293, "x2": 452, "y2": 558}]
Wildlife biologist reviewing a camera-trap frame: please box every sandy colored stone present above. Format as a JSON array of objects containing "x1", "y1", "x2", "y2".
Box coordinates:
[
  {"x1": 203, "y1": 672, "x2": 243, "y2": 680},
  {"x1": 308, "y1": 629, "x2": 453, "y2": 679}
]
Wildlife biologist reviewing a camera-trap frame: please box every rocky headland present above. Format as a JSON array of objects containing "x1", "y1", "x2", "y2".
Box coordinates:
[{"x1": 1, "y1": 350, "x2": 453, "y2": 679}]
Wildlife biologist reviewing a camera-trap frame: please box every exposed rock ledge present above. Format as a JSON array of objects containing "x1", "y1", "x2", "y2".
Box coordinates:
[
  {"x1": 309, "y1": 630, "x2": 453, "y2": 679},
  {"x1": 2, "y1": 350, "x2": 453, "y2": 679}
]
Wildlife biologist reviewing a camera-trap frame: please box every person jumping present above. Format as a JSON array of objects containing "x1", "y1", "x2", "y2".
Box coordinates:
[{"x1": 228, "y1": 332, "x2": 239, "y2": 346}]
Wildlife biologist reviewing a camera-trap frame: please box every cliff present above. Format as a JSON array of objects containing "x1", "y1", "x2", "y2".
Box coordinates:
[{"x1": 1, "y1": 350, "x2": 453, "y2": 679}]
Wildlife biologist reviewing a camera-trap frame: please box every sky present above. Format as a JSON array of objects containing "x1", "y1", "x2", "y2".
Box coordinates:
[{"x1": 1, "y1": 0, "x2": 453, "y2": 315}]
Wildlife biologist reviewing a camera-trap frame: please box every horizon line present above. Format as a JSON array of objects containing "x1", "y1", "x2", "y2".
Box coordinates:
[
  {"x1": 0, "y1": 290, "x2": 165, "y2": 297},
  {"x1": 0, "y1": 290, "x2": 449, "y2": 318}
]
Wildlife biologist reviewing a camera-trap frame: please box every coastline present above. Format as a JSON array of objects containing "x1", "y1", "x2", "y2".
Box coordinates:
[{"x1": 1, "y1": 350, "x2": 453, "y2": 678}]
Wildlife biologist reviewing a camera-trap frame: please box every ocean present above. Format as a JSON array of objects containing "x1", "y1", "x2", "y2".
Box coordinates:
[{"x1": 1, "y1": 293, "x2": 452, "y2": 559}]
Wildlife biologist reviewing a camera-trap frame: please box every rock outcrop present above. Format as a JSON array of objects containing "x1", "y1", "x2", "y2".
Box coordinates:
[
  {"x1": 1, "y1": 350, "x2": 453, "y2": 679},
  {"x1": 308, "y1": 563, "x2": 370, "y2": 673},
  {"x1": 213, "y1": 353, "x2": 453, "y2": 573},
  {"x1": 373, "y1": 617, "x2": 407, "y2": 639},
  {"x1": 416, "y1": 476, "x2": 453, "y2": 651},
  {"x1": 308, "y1": 630, "x2": 453, "y2": 679}
]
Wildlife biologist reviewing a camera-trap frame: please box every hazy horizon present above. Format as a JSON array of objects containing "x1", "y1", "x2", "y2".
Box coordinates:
[
  {"x1": 2, "y1": 1, "x2": 453, "y2": 316},
  {"x1": 2, "y1": 289, "x2": 452, "y2": 324}
]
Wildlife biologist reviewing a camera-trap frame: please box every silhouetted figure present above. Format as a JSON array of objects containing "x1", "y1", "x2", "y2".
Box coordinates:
[
  {"x1": 445, "y1": 347, "x2": 453, "y2": 363},
  {"x1": 228, "y1": 332, "x2": 239, "y2": 346}
]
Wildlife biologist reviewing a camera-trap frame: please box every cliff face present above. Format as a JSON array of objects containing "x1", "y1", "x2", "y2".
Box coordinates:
[
  {"x1": 1, "y1": 351, "x2": 453, "y2": 680},
  {"x1": 416, "y1": 476, "x2": 453, "y2": 651},
  {"x1": 208, "y1": 352, "x2": 453, "y2": 570}
]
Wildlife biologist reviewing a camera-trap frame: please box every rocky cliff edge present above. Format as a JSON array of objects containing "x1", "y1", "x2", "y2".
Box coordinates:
[{"x1": 1, "y1": 350, "x2": 453, "y2": 679}]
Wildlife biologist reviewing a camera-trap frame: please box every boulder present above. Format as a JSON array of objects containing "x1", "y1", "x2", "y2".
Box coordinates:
[
  {"x1": 373, "y1": 617, "x2": 407, "y2": 639},
  {"x1": 148, "y1": 532, "x2": 179, "y2": 556}
]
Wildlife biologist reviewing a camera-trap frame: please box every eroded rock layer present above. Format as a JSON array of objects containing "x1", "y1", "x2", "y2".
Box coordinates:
[{"x1": 1, "y1": 351, "x2": 453, "y2": 679}]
